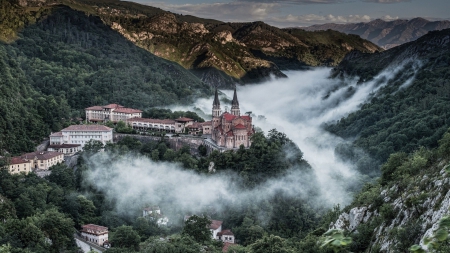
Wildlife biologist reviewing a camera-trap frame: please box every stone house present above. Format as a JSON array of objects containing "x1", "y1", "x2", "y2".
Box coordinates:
[{"x1": 81, "y1": 224, "x2": 109, "y2": 247}]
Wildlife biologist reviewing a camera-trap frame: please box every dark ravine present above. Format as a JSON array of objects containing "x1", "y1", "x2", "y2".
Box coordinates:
[{"x1": 304, "y1": 17, "x2": 450, "y2": 49}]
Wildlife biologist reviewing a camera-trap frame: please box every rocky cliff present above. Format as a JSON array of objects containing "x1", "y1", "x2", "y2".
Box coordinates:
[{"x1": 329, "y1": 140, "x2": 450, "y2": 252}]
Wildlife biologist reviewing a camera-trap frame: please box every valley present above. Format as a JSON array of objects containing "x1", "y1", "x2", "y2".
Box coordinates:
[{"x1": 1, "y1": 0, "x2": 450, "y2": 252}]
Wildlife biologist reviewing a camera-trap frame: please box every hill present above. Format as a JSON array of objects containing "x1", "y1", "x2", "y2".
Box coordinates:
[
  {"x1": 304, "y1": 17, "x2": 450, "y2": 49},
  {"x1": 4, "y1": 0, "x2": 382, "y2": 88},
  {"x1": 0, "y1": 2, "x2": 211, "y2": 155},
  {"x1": 325, "y1": 28, "x2": 450, "y2": 166}
]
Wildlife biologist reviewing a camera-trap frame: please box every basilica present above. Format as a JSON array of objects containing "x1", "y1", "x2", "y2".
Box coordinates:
[{"x1": 211, "y1": 88, "x2": 254, "y2": 149}]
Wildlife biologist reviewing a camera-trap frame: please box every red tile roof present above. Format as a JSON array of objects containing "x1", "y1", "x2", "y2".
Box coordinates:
[
  {"x1": 50, "y1": 132, "x2": 63, "y2": 137},
  {"x1": 114, "y1": 108, "x2": 142, "y2": 113},
  {"x1": 127, "y1": 118, "x2": 176, "y2": 124},
  {"x1": 103, "y1": 104, "x2": 123, "y2": 109},
  {"x1": 48, "y1": 144, "x2": 81, "y2": 149},
  {"x1": 21, "y1": 151, "x2": 63, "y2": 161},
  {"x1": 223, "y1": 113, "x2": 236, "y2": 121},
  {"x1": 209, "y1": 220, "x2": 223, "y2": 230},
  {"x1": 10, "y1": 157, "x2": 31, "y2": 165},
  {"x1": 81, "y1": 224, "x2": 108, "y2": 235},
  {"x1": 175, "y1": 117, "x2": 194, "y2": 122},
  {"x1": 226, "y1": 131, "x2": 234, "y2": 137},
  {"x1": 234, "y1": 124, "x2": 246, "y2": 129},
  {"x1": 202, "y1": 121, "x2": 212, "y2": 126},
  {"x1": 240, "y1": 115, "x2": 251, "y2": 121},
  {"x1": 222, "y1": 242, "x2": 235, "y2": 252},
  {"x1": 219, "y1": 229, "x2": 234, "y2": 236},
  {"x1": 85, "y1": 106, "x2": 103, "y2": 111},
  {"x1": 62, "y1": 125, "x2": 112, "y2": 132}
]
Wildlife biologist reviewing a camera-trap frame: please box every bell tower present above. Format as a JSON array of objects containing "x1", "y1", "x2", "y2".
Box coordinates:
[
  {"x1": 231, "y1": 87, "x2": 240, "y2": 116},
  {"x1": 212, "y1": 89, "x2": 222, "y2": 128}
]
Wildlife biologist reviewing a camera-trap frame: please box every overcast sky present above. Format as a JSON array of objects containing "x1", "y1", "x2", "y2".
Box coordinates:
[{"x1": 133, "y1": 0, "x2": 449, "y2": 27}]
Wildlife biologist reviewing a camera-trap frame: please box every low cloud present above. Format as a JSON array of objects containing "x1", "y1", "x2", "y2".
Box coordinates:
[
  {"x1": 363, "y1": 0, "x2": 411, "y2": 3},
  {"x1": 148, "y1": 2, "x2": 280, "y2": 22},
  {"x1": 271, "y1": 14, "x2": 371, "y2": 26}
]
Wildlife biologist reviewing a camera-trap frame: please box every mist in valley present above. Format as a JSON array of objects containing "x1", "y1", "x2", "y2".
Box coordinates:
[{"x1": 84, "y1": 62, "x2": 421, "y2": 223}]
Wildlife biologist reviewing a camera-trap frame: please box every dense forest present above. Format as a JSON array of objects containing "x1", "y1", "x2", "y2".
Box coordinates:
[
  {"x1": 0, "y1": 129, "x2": 335, "y2": 253},
  {"x1": 327, "y1": 28, "x2": 450, "y2": 164},
  {"x1": 0, "y1": 3, "x2": 211, "y2": 155}
]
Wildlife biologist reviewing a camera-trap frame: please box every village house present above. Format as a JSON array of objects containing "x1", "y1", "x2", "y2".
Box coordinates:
[
  {"x1": 217, "y1": 229, "x2": 235, "y2": 244},
  {"x1": 81, "y1": 224, "x2": 109, "y2": 247},
  {"x1": 85, "y1": 104, "x2": 142, "y2": 123},
  {"x1": 49, "y1": 125, "x2": 113, "y2": 149},
  {"x1": 142, "y1": 206, "x2": 169, "y2": 226},
  {"x1": 209, "y1": 220, "x2": 223, "y2": 240},
  {"x1": 7, "y1": 151, "x2": 65, "y2": 175},
  {"x1": 7, "y1": 157, "x2": 33, "y2": 175},
  {"x1": 209, "y1": 89, "x2": 254, "y2": 149}
]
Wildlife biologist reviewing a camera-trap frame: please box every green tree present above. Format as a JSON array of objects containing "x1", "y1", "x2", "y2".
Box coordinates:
[
  {"x1": 111, "y1": 225, "x2": 141, "y2": 251},
  {"x1": 182, "y1": 215, "x2": 212, "y2": 244}
]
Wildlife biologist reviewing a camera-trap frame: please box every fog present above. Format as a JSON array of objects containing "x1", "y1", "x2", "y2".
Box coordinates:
[{"x1": 85, "y1": 63, "x2": 420, "y2": 220}]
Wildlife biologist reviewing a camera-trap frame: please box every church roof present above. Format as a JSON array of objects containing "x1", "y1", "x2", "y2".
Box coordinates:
[
  {"x1": 234, "y1": 124, "x2": 246, "y2": 129},
  {"x1": 226, "y1": 131, "x2": 234, "y2": 137},
  {"x1": 240, "y1": 115, "x2": 251, "y2": 121},
  {"x1": 213, "y1": 89, "x2": 220, "y2": 106},
  {"x1": 231, "y1": 87, "x2": 239, "y2": 106},
  {"x1": 223, "y1": 113, "x2": 236, "y2": 121}
]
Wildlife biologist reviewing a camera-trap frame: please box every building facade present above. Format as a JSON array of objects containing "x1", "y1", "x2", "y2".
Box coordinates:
[
  {"x1": 81, "y1": 224, "x2": 109, "y2": 247},
  {"x1": 7, "y1": 151, "x2": 65, "y2": 174},
  {"x1": 50, "y1": 125, "x2": 113, "y2": 149},
  {"x1": 210, "y1": 89, "x2": 254, "y2": 149},
  {"x1": 127, "y1": 117, "x2": 195, "y2": 133},
  {"x1": 85, "y1": 104, "x2": 142, "y2": 123}
]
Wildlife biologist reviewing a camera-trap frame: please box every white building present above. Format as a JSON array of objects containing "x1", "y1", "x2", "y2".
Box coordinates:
[
  {"x1": 49, "y1": 125, "x2": 113, "y2": 149},
  {"x1": 81, "y1": 224, "x2": 109, "y2": 247},
  {"x1": 218, "y1": 230, "x2": 235, "y2": 244},
  {"x1": 85, "y1": 104, "x2": 142, "y2": 123},
  {"x1": 143, "y1": 206, "x2": 169, "y2": 226},
  {"x1": 127, "y1": 117, "x2": 195, "y2": 133},
  {"x1": 209, "y1": 220, "x2": 223, "y2": 240}
]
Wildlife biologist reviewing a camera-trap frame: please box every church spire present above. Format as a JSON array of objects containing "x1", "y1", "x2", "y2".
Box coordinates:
[
  {"x1": 213, "y1": 88, "x2": 220, "y2": 106},
  {"x1": 212, "y1": 88, "x2": 222, "y2": 118},
  {"x1": 231, "y1": 87, "x2": 240, "y2": 116},
  {"x1": 231, "y1": 87, "x2": 239, "y2": 106}
]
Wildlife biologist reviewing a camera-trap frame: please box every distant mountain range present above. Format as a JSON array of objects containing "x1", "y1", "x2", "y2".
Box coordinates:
[
  {"x1": 3, "y1": 0, "x2": 381, "y2": 87},
  {"x1": 304, "y1": 18, "x2": 450, "y2": 49}
]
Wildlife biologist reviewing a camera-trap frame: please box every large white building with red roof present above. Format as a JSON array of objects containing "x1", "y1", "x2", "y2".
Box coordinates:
[
  {"x1": 49, "y1": 125, "x2": 113, "y2": 149},
  {"x1": 211, "y1": 88, "x2": 254, "y2": 149},
  {"x1": 85, "y1": 103, "x2": 142, "y2": 123}
]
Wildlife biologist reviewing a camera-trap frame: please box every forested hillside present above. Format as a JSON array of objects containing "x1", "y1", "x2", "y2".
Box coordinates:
[
  {"x1": 3, "y1": 0, "x2": 382, "y2": 87},
  {"x1": 327, "y1": 28, "x2": 450, "y2": 164},
  {"x1": 0, "y1": 2, "x2": 211, "y2": 155}
]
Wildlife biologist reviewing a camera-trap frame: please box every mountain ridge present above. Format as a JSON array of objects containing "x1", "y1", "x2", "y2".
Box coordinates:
[
  {"x1": 3, "y1": 0, "x2": 382, "y2": 88},
  {"x1": 304, "y1": 17, "x2": 450, "y2": 49}
]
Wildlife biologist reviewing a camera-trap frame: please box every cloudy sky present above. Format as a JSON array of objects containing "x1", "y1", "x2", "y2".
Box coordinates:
[{"x1": 134, "y1": 0, "x2": 449, "y2": 27}]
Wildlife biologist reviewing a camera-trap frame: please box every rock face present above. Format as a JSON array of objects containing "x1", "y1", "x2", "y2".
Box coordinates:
[
  {"x1": 305, "y1": 18, "x2": 450, "y2": 49},
  {"x1": 330, "y1": 151, "x2": 450, "y2": 252}
]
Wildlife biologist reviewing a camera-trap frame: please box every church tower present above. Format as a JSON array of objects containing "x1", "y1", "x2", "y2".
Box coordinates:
[
  {"x1": 212, "y1": 89, "x2": 222, "y2": 128},
  {"x1": 231, "y1": 87, "x2": 240, "y2": 116}
]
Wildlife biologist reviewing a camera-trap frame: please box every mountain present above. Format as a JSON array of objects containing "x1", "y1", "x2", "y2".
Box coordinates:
[
  {"x1": 0, "y1": 1, "x2": 211, "y2": 155},
  {"x1": 304, "y1": 18, "x2": 450, "y2": 49},
  {"x1": 5, "y1": 0, "x2": 382, "y2": 88},
  {"x1": 326, "y1": 28, "x2": 450, "y2": 166}
]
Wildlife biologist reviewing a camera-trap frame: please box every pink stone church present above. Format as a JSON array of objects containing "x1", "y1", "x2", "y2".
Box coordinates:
[{"x1": 211, "y1": 88, "x2": 254, "y2": 149}]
